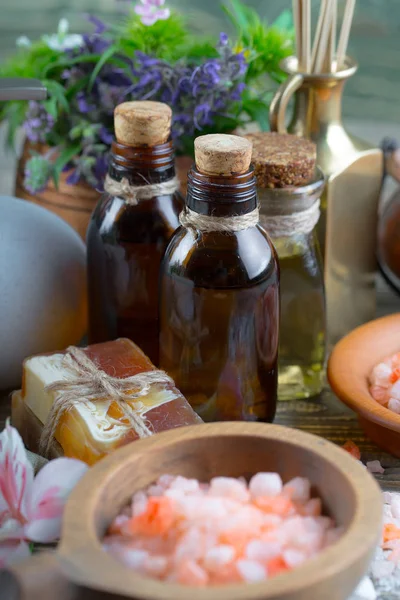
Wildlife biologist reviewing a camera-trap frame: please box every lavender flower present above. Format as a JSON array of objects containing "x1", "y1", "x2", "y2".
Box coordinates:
[
  {"x1": 125, "y1": 35, "x2": 247, "y2": 150},
  {"x1": 134, "y1": 0, "x2": 170, "y2": 26},
  {"x1": 23, "y1": 102, "x2": 54, "y2": 143},
  {"x1": 24, "y1": 155, "x2": 53, "y2": 194}
]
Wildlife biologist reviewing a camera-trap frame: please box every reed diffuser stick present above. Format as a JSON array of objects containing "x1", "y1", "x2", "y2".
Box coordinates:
[
  {"x1": 313, "y1": 0, "x2": 335, "y2": 73},
  {"x1": 301, "y1": 0, "x2": 311, "y2": 72},
  {"x1": 311, "y1": 0, "x2": 327, "y2": 71},
  {"x1": 293, "y1": 0, "x2": 303, "y2": 69},
  {"x1": 336, "y1": 0, "x2": 356, "y2": 69}
]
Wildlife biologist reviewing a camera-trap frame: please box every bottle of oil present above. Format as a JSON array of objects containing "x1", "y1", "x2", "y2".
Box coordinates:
[
  {"x1": 244, "y1": 132, "x2": 326, "y2": 401},
  {"x1": 87, "y1": 101, "x2": 183, "y2": 365},
  {"x1": 159, "y1": 134, "x2": 280, "y2": 422}
]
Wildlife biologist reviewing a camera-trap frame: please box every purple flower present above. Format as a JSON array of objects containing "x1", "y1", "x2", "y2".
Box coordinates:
[
  {"x1": 125, "y1": 34, "x2": 248, "y2": 151},
  {"x1": 23, "y1": 101, "x2": 54, "y2": 143},
  {"x1": 85, "y1": 14, "x2": 107, "y2": 34},
  {"x1": 66, "y1": 169, "x2": 81, "y2": 186},
  {"x1": 76, "y1": 91, "x2": 95, "y2": 114},
  {"x1": 99, "y1": 126, "x2": 114, "y2": 145},
  {"x1": 219, "y1": 32, "x2": 229, "y2": 46},
  {"x1": 134, "y1": 0, "x2": 170, "y2": 26}
]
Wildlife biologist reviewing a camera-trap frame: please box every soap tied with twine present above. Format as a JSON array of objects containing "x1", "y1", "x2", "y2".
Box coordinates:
[{"x1": 39, "y1": 346, "x2": 175, "y2": 458}]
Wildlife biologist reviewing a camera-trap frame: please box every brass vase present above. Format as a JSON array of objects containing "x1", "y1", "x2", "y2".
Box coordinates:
[{"x1": 269, "y1": 56, "x2": 383, "y2": 345}]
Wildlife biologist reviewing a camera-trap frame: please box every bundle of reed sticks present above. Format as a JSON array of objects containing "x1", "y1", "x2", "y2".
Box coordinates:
[{"x1": 292, "y1": 0, "x2": 356, "y2": 74}]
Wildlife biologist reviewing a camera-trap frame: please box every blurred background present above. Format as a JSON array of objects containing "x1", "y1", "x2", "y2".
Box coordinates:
[{"x1": 0, "y1": 0, "x2": 399, "y2": 122}]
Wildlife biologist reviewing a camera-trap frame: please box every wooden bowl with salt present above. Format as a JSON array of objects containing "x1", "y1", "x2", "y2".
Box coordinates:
[
  {"x1": 328, "y1": 313, "x2": 400, "y2": 457},
  {"x1": 1, "y1": 422, "x2": 381, "y2": 600}
]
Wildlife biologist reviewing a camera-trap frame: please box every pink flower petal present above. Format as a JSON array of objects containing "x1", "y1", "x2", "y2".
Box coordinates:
[
  {"x1": 0, "y1": 540, "x2": 30, "y2": 567},
  {"x1": 0, "y1": 420, "x2": 34, "y2": 523},
  {"x1": 26, "y1": 458, "x2": 87, "y2": 543},
  {"x1": 0, "y1": 518, "x2": 25, "y2": 542},
  {"x1": 135, "y1": 4, "x2": 153, "y2": 16}
]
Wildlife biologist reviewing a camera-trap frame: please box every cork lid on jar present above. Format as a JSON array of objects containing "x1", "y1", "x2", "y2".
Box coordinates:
[
  {"x1": 114, "y1": 101, "x2": 172, "y2": 147},
  {"x1": 244, "y1": 132, "x2": 316, "y2": 188},
  {"x1": 194, "y1": 134, "x2": 252, "y2": 176}
]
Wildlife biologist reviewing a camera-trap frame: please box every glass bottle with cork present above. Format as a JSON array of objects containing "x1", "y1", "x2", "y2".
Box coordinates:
[
  {"x1": 244, "y1": 132, "x2": 326, "y2": 402},
  {"x1": 159, "y1": 134, "x2": 280, "y2": 422},
  {"x1": 87, "y1": 101, "x2": 183, "y2": 365}
]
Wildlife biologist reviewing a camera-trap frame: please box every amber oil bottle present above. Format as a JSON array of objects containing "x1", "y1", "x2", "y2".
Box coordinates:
[
  {"x1": 159, "y1": 134, "x2": 280, "y2": 422},
  {"x1": 87, "y1": 101, "x2": 183, "y2": 364}
]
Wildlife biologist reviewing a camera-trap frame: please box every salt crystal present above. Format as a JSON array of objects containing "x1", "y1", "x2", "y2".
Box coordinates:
[
  {"x1": 246, "y1": 540, "x2": 281, "y2": 562},
  {"x1": 132, "y1": 490, "x2": 148, "y2": 517},
  {"x1": 249, "y1": 472, "x2": 283, "y2": 498},
  {"x1": 303, "y1": 498, "x2": 322, "y2": 517},
  {"x1": 144, "y1": 555, "x2": 168, "y2": 577},
  {"x1": 169, "y1": 476, "x2": 201, "y2": 495},
  {"x1": 283, "y1": 477, "x2": 311, "y2": 502},
  {"x1": 390, "y1": 380, "x2": 400, "y2": 401},
  {"x1": 157, "y1": 474, "x2": 175, "y2": 489},
  {"x1": 391, "y1": 494, "x2": 400, "y2": 519},
  {"x1": 371, "y1": 363, "x2": 392, "y2": 387},
  {"x1": 352, "y1": 576, "x2": 377, "y2": 600},
  {"x1": 203, "y1": 545, "x2": 235, "y2": 571},
  {"x1": 236, "y1": 559, "x2": 267, "y2": 583},
  {"x1": 176, "y1": 560, "x2": 209, "y2": 586},
  {"x1": 383, "y1": 491, "x2": 393, "y2": 504},
  {"x1": 283, "y1": 548, "x2": 307, "y2": 567},
  {"x1": 371, "y1": 559, "x2": 395, "y2": 579},
  {"x1": 209, "y1": 477, "x2": 250, "y2": 503},
  {"x1": 366, "y1": 460, "x2": 385, "y2": 475},
  {"x1": 146, "y1": 484, "x2": 164, "y2": 497},
  {"x1": 120, "y1": 549, "x2": 149, "y2": 570}
]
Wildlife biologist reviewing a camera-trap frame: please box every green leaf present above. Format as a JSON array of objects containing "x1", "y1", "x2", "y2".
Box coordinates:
[
  {"x1": 272, "y1": 10, "x2": 293, "y2": 32},
  {"x1": 242, "y1": 97, "x2": 270, "y2": 131},
  {"x1": 44, "y1": 80, "x2": 69, "y2": 113},
  {"x1": 44, "y1": 97, "x2": 58, "y2": 119},
  {"x1": 64, "y1": 75, "x2": 91, "y2": 100},
  {"x1": 3, "y1": 101, "x2": 27, "y2": 151},
  {"x1": 52, "y1": 144, "x2": 80, "y2": 188},
  {"x1": 88, "y1": 44, "x2": 119, "y2": 90}
]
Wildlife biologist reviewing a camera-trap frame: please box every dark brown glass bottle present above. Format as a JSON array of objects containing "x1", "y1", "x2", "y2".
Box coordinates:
[
  {"x1": 87, "y1": 101, "x2": 183, "y2": 365},
  {"x1": 159, "y1": 134, "x2": 280, "y2": 422}
]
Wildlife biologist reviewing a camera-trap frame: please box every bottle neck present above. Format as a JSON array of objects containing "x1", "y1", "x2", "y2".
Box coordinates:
[
  {"x1": 186, "y1": 167, "x2": 258, "y2": 217},
  {"x1": 289, "y1": 79, "x2": 346, "y2": 136},
  {"x1": 108, "y1": 140, "x2": 176, "y2": 185}
]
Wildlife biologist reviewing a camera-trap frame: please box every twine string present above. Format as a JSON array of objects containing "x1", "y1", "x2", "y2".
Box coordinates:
[
  {"x1": 39, "y1": 346, "x2": 175, "y2": 457},
  {"x1": 104, "y1": 174, "x2": 180, "y2": 205},
  {"x1": 179, "y1": 207, "x2": 260, "y2": 233},
  {"x1": 259, "y1": 200, "x2": 320, "y2": 238}
]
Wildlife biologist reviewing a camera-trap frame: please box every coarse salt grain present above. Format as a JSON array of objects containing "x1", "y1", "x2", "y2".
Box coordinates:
[
  {"x1": 249, "y1": 472, "x2": 283, "y2": 498},
  {"x1": 104, "y1": 473, "x2": 341, "y2": 587},
  {"x1": 236, "y1": 560, "x2": 266, "y2": 583},
  {"x1": 366, "y1": 460, "x2": 385, "y2": 475}
]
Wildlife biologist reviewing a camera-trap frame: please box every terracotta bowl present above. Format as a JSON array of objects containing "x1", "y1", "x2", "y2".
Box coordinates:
[
  {"x1": 1, "y1": 422, "x2": 381, "y2": 600},
  {"x1": 328, "y1": 313, "x2": 400, "y2": 457}
]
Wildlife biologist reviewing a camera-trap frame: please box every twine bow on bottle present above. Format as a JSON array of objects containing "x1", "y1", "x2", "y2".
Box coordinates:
[{"x1": 39, "y1": 346, "x2": 175, "y2": 458}]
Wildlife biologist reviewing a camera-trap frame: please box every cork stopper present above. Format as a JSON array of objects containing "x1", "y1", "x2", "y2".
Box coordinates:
[
  {"x1": 114, "y1": 101, "x2": 172, "y2": 147},
  {"x1": 195, "y1": 134, "x2": 252, "y2": 176},
  {"x1": 244, "y1": 132, "x2": 316, "y2": 188}
]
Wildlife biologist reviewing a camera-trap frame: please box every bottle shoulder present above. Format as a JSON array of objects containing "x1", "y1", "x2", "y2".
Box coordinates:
[{"x1": 162, "y1": 225, "x2": 278, "y2": 288}]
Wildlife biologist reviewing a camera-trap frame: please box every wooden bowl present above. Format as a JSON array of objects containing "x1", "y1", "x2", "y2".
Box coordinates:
[
  {"x1": 1, "y1": 422, "x2": 381, "y2": 600},
  {"x1": 328, "y1": 313, "x2": 400, "y2": 457}
]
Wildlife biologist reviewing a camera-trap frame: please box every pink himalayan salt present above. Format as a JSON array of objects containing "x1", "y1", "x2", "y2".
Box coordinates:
[
  {"x1": 369, "y1": 352, "x2": 400, "y2": 414},
  {"x1": 104, "y1": 473, "x2": 340, "y2": 587}
]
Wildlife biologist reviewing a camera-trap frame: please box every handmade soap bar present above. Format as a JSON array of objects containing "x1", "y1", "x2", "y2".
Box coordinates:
[{"x1": 12, "y1": 338, "x2": 202, "y2": 465}]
